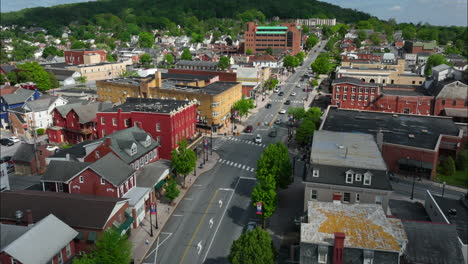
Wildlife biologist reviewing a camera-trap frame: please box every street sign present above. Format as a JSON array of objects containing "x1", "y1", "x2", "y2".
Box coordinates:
[
  {"x1": 203, "y1": 139, "x2": 209, "y2": 149},
  {"x1": 256, "y1": 202, "x2": 263, "y2": 215},
  {"x1": 150, "y1": 203, "x2": 157, "y2": 214}
]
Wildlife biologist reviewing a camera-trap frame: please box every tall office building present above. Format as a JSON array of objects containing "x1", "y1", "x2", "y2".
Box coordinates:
[{"x1": 244, "y1": 22, "x2": 301, "y2": 55}]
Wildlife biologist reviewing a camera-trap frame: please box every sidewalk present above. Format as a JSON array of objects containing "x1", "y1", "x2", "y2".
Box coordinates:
[
  {"x1": 129, "y1": 151, "x2": 220, "y2": 264},
  {"x1": 392, "y1": 173, "x2": 467, "y2": 193}
]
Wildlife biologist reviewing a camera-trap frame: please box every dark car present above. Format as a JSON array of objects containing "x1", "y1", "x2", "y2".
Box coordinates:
[
  {"x1": 244, "y1": 125, "x2": 253, "y2": 133},
  {"x1": 0, "y1": 138, "x2": 14, "y2": 146},
  {"x1": 265, "y1": 103, "x2": 272, "y2": 109},
  {"x1": 285, "y1": 100, "x2": 291, "y2": 105},
  {"x1": 268, "y1": 130, "x2": 277, "y2": 137},
  {"x1": 0, "y1": 156, "x2": 12, "y2": 164},
  {"x1": 274, "y1": 119, "x2": 282, "y2": 125},
  {"x1": 278, "y1": 91, "x2": 284, "y2": 96}
]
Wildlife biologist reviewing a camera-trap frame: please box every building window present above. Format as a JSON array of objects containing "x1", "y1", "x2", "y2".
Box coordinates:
[
  {"x1": 365, "y1": 88, "x2": 369, "y2": 93},
  {"x1": 364, "y1": 95, "x2": 368, "y2": 101},
  {"x1": 131, "y1": 144, "x2": 137, "y2": 156},
  {"x1": 157, "y1": 136, "x2": 161, "y2": 143},
  {"x1": 58, "y1": 251, "x2": 63, "y2": 264},
  {"x1": 359, "y1": 87, "x2": 363, "y2": 93},
  {"x1": 343, "y1": 94, "x2": 347, "y2": 100},
  {"x1": 318, "y1": 246, "x2": 328, "y2": 264},
  {"x1": 452, "y1": 100, "x2": 456, "y2": 106},
  {"x1": 156, "y1": 123, "x2": 161, "y2": 132},
  {"x1": 120, "y1": 185, "x2": 124, "y2": 194},
  {"x1": 101, "y1": 117, "x2": 105, "y2": 124},
  {"x1": 101, "y1": 178, "x2": 105, "y2": 185},
  {"x1": 311, "y1": 190, "x2": 318, "y2": 200},
  {"x1": 375, "y1": 196, "x2": 383, "y2": 205},
  {"x1": 363, "y1": 250, "x2": 374, "y2": 264},
  {"x1": 345, "y1": 171, "x2": 354, "y2": 184},
  {"x1": 79, "y1": 176, "x2": 84, "y2": 183},
  {"x1": 355, "y1": 174, "x2": 362, "y2": 181},
  {"x1": 123, "y1": 119, "x2": 129, "y2": 127},
  {"x1": 352, "y1": 87, "x2": 356, "y2": 93},
  {"x1": 343, "y1": 87, "x2": 348, "y2": 92},
  {"x1": 66, "y1": 244, "x2": 71, "y2": 258},
  {"x1": 336, "y1": 86, "x2": 340, "y2": 92},
  {"x1": 335, "y1": 94, "x2": 340, "y2": 100},
  {"x1": 442, "y1": 100, "x2": 445, "y2": 105},
  {"x1": 312, "y1": 169, "x2": 319, "y2": 177},
  {"x1": 102, "y1": 129, "x2": 106, "y2": 136},
  {"x1": 371, "y1": 88, "x2": 376, "y2": 93},
  {"x1": 343, "y1": 192, "x2": 351, "y2": 203},
  {"x1": 356, "y1": 193, "x2": 360, "y2": 203},
  {"x1": 358, "y1": 95, "x2": 362, "y2": 101},
  {"x1": 351, "y1": 95, "x2": 355, "y2": 101},
  {"x1": 112, "y1": 118, "x2": 117, "y2": 126},
  {"x1": 364, "y1": 172, "x2": 372, "y2": 185},
  {"x1": 125, "y1": 181, "x2": 129, "y2": 190}
]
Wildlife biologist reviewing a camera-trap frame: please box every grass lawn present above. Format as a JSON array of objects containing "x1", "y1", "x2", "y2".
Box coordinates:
[{"x1": 436, "y1": 169, "x2": 468, "y2": 188}]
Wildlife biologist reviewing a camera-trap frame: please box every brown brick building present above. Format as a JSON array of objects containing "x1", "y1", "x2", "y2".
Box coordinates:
[
  {"x1": 64, "y1": 49, "x2": 107, "y2": 65},
  {"x1": 244, "y1": 22, "x2": 301, "y2": 55}
]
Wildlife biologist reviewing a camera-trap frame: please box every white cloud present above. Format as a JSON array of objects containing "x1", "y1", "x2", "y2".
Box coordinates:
[{"x1": 389, "y1": 5, "x2": 401, "y2": 11}]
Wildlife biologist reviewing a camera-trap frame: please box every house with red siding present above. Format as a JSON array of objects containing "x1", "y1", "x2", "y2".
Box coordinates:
[
  {"x1": 47, "y1": 101, "x2": 113, "y2": 144},
  {"x1": 331, "y1": 77, "x2": 433, "y2": 115},
  {"x1": 0, "y1": 214, "x2": 78, "y2": 264},
  {"x1": 0, "y1": 190, "x2": 130, "y2": 253},
  {"x1": 96, "y1": 98, "x2": 196, "y2": 159},
  {"x1": 431, "y1": 80, "x2": 468, "y2": 122}
]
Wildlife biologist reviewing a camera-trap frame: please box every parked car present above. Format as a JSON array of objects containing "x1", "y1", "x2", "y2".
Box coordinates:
[
  {"x1": 0, "y1": 138, "x2": 14, "y2": 146},
  {"x1": 254, "y1": 134, "x2": 262, "y2": 144},
  {"x1": 8, "y1": 136, "x2": 19, "y2": 143},
  {"x1": 291, "y1": 92, "x2": 296, "y2": 96},
  {"x1": 0, "y1": 156, "x2": 12, "y2": 164},
  {"x1": 274, "y1": 119, "x2": 282, "y2": 125},
  {"x1": 273, "y1": 88, "x2": 280, "y2": 93},
  {"x1": 246, "y1": 221, "x2": 257, "y2": 232},
  {"x1": 244, "y1": 125, "x2": 253, "y2": 133},
  {"x1": 279, "y1": 109, "x2": 287, "y2": 114},
  {"x1": 46, "y1": 146, "x2": 59, "y2": 152},
  {"x1": 285, "y1": 100, "x2": 291, "y2": 105},
  {"x1": 268, "y1": 130, "x2": 277, "y2": 137},
  {"x1": 265, "y1": 103, "x2": 272, "y2": 109},
  {"x1": 278, "y1": 91, "x2": 284, "y2": 96}
]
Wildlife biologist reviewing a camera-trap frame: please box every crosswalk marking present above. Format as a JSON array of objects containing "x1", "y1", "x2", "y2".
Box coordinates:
[{"x1": 217, "y1": 158, "x2": 255, "y2": 173}]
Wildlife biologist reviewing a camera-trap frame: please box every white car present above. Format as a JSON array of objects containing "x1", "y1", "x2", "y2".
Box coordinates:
[
  {"x1": 9, "y1": 136, "x2": 19, "y2": 143},
  {"x1": 291, "y1": 92, "x2": 297, "y2": 96},
  {"x1": 46, "y1": 145, "x2": 59, "y2": 152},
  {"x1": 279, "y1": 109, "x2": 287, "y2": 114},
  {"x1": 273, "y1": 88, "x2": 280, "y2": 93},
  {"x1": 254, "y1": 134, "x2": 262, "y2": 144}
]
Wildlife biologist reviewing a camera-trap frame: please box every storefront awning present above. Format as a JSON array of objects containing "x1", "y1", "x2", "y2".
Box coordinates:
[
  {"x1": 155, "y1": 180, "x2": 166, "y2": 189},
  {"x1": 87, "y1": 231, "x2": 97, "y2": 242},
  {"x1": 398, "y1": 159, "x2": 433, "y2": 170},
  {"x1": 117, "y1": 213, "x2": 134, "y2": 235}
]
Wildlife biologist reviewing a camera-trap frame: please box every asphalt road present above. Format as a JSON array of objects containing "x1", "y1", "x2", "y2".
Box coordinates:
[{"x1": 391, "y1": 177, "x2": 466, "y2": 200}]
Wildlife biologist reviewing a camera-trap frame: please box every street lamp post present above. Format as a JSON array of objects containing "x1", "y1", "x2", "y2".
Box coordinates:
[
  {"x1": 155, "y1": 203, "x2": 159, "y2": 229},
  {"x1": 210, "y1": 124, "x2": 213, "y2": 156},
  {"x1": 149, "y1": 203, "x2": 154, "y2": 237},
  {"x1": 194, "y1": 147, "x2": 197, "y2": 176},
  {"x1": 442, "y1": 181, "x2": 446, "y2": 197}
]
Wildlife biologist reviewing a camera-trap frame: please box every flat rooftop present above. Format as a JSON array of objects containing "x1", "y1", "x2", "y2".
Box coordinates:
[
  {"x1": 57, "y1": 88, "x2": 97, "y2": 94},
  {"x1": 301, "y1": 201, "x2": 406, "y2": 252},
  {"x1": 161, "y1": 72, "x2": 215, "y2": 81},
  {"x1": 383, "y1": 88, "x2": 427, "y2": 96},
  {"x1": 433, "y1": 195, "x2": 468, "y2": 244},
  {"x1": 311, "y1": 131, "x2": 387, "y2": 170},
  {"x1": 321, "y1": 107, "x2": 461, "y2": 150},
  {"x1": 161, "y1": 80, "x2": 239, "y2": 95},
  {"x1": 102, "y1": 76, "x2": 143, "y2": 86},
  {"x1": 102, "y1": 97, "x2": 193, "y2": 113}
]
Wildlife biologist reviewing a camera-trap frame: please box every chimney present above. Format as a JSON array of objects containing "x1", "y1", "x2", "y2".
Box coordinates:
[
  {"x1": 26, "y1": 209, "x2": 33, "y2": 226},
  {"x1": 333, "y1": 232, "x2": 346, "y2": 264},
  {"x1": 376, "y1": 131, "x2": 384, "y2": 151},
  {"x1": 105, "y1": 137, "x2": 112, "y2": 146},
  {"x1": 15, "y1": 210, "x2": 23, "y2": 225}
]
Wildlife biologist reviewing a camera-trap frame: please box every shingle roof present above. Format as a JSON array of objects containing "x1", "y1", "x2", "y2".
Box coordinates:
[
  {"x1": 12, "y1": 143, "x2": 35, "y2": 163},
  {"x1": 55, "y1": 101, "x2": 113, "y2": 123},
  {"x1": 435, "y1": 80, "x2": 467, "y2": 100},
  {"x1": 0, "y1": 190, "x2": 127, "y2": 229},
  {"x1": 106, "y1": 126, "x2": 159, "y2": 164},
  {"x1": 89, "y1": 153, "x2": 135, "y2": 187},
  {"x1": 49, "y1": 139, "x2": 102, "y2": 160},
  {"x1": 253, "y1": 54, "x2": 277, "y2": 62},
  {"x1": 41, "y1": 160, "x2": 91, "y2": 182},
  {"x1": 432, "y1": 64, "x2": 451, "y2": 72},
  {"x1": 23, "y1": 95, "x2": 59, "y2": 112},
  {"x1": 402, "y1": 221, "x2": 465, "y2": 264},
  {"x1": 2, "y1": 88, "x2": 35, "y2": 105},
  {"x1": 1, "y1": 214, "x2": 78, "y2": 264},
  {"x1": 137, "y1": 159, "x2": 171, "y2": 188}
]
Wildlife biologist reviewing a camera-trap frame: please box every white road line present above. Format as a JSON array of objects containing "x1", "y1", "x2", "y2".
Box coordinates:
[
  {"x1": 242, "y1": 165, "x2": 246, "y2": 170},
  {"x1": 237, "y1": 163, "x2": 242, "y2": 168},
  {"x1": 250, "y1": 168, "x2": 255, "y2": 172},
  {"x1": 145, "y1": 232, "x2": 173, "y2": 257},
  {"x1": 239, "y1": 176, "x2": 256, "y2": 180},
  {"x1": 233, "y1": 163, "x2": 238, "y2": 167},
  {"x1": 218, "y1": 159, "x2": 223, "y2": 163},
  {"x1": 184, "y1": 198, "x2": 193, "y2": 200},
  {"x1": 193, "y1": 184, "x2": 203, "y2": 187},
  {"x1": 172, "y1": 214, "x2": 184, "y2": 217},
  {"x1": 246, "y1": 166, "x2": 251, "y2": 171}
]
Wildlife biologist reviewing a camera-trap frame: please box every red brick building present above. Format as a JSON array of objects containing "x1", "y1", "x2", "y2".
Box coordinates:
[
  {"x1": 331, "y1": 77, "x2": 433, "y2": 115},
  {"x1": 168, "y1": 68, "x2": 237, "y2": 82},
  {"x1": 0, "y1": 190, "x2": 130, "y2": 253},
  {"x1": 96, "y1": 98, "x2": 196, "y2": 159},
  {"x1": 405, "y1": 41, "x2": 437, "y2": 54},
  {"x1": 341, "y1": 53, "x2": 382, "y2": 62},
  {"x1": 47, "y1": 101, "x2": 113, "y2": 144},
  {"x1": 340, "y1": 39, "x2": 357, "y2": 52},
  {"x1": 12, "y1": 143, "x2": 52, "y2": 175},
  {"x1": 244, "y1": 22, "x2": 301, "y2": 55},
  {"x1": 65, "y1": 49, "x2": 107, "y2": 65},
  {"x1": 432, "y1": 80, "x2": 468, "y2": 122}
]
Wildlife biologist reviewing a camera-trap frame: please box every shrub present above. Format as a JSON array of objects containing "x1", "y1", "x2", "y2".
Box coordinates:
[
  {"x1": 164, "y1": 178, "x2": 180, "y2": 201},
  {"x1": 36, "y1": 128, "x2": 45, "y2": 135},
  {"x1": 441, "y1": 156, "x2": 456, "y2": 176},
  {"x1": 456, "y1": 150, "x2": 468, "y2": 171}
]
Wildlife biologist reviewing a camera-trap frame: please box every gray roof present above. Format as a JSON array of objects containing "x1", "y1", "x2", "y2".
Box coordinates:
[
  {"x1": 175, "y1": 60, "x2": 218, "y2": 68},
  {"x1": 41, "y1": 160, "x2": 91, "y2": 182},
  {"x1": 106, "y1": 126, "x2": 159, "y2": 164},
  {"x1": 321, "y1": 107, "x2": 461, "y2": 150},
  {"x1": 402, "y1": 221, "x2": 465, "y2": 264},
  {"x1": 436, "y1": 80, "x2": 467, "y2": 100},
  {"x1": 433, "y1": 195, "x2": 468, "y2": 244},
  {"x1": 2, "y1": 88, "x2": 35, "y2": 105},
  {"x1": 122, "y1": 187, "x2": 151, "y2": 207},
  {"x1": 50, "y1": 139, "x2": 102, "y2": 160},
  {"x1": 102, "y1": 97, "x2": 193, "y2": 114},
  {"x1": 1, "y1": 214, "x2": 78, "y2": 264},
  {"x1": 137, "y1": 159, "x2": 171, "y2": 188},
  {"x1": 55, "y1": 101, "x2": 113, "y2": 124},
  {"x1": 432, "y1": 63, "x2": 451, "y2": 72},
  {"x1": 332, "y1": 77, "x2": 379, "y2": 87},
  {"x1": 88, "y1": 153, "x2": 135, "y2": 187},
  {"x1": 0, "y1": 224, "x2": 30, "y2": 252},
  {"x1": 23, "y1": 95, "x2": 59, "y2": 112},
  {"x1": 12, "y1": 143, "x2": 35, "y2": 163}
]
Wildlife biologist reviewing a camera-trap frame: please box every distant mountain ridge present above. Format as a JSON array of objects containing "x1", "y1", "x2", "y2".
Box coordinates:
[{"x1": 1, "y1": 0, "x2": 95, "y2": 13}]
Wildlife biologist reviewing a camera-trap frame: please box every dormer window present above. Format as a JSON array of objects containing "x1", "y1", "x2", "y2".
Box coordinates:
[
  {"x1": 345, "y1": 170, "x2": 354, "y2": 184},
  {"x1": 130, "y1": 143, "x2": 137, "y2": 156},
  {"x1": 144, "y1": 136, "x2": 151, "y2": 147},
  {"x1": 79, "y1": 176, "x2": 84, "y2": 183},
  {"x1": 364, "y1": 172, "x2": 372, "y2": 185},
  {"x1": 312, "y1": 169, "x2": 319, "y2": 177},
  {"x1": 355, "y1": 174, "x2": 362, "y2": 181},
  {"x1": 100, "y1": 178, "x2": 105, "y2": 185}
]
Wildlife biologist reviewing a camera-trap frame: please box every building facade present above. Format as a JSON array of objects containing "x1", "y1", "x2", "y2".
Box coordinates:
[
  {"x1": 433, "y1": 80, "x2": 468, "y2": 121},
  {"x1": 295, "y1": 18, "x2": 336, "y2": 27},
  {"x1": 244, "y1": 22, "x2": 301, "y2": 55},
  {"x1": 0, "y1": 88, "x2": 41, "y2": 129},
  {"x1": 96, "y1": 98, "x2": 197, "y2": 159},
  {"x1": 64, "y1": 49, "x2": 107, "y2": 65}
]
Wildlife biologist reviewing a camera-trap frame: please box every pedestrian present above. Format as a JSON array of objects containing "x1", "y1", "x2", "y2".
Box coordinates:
[
  {"x1": 145, "y1": 239, "x2": 149, "y2": 246},
  {"x1": 167, "y1": 207, "x2": 170, "y2": 213}
]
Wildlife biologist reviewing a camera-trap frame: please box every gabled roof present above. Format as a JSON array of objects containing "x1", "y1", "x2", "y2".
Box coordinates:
[
  {"x1": 1, "y1": 88, "x2": 35, "y2": 105},
  {"x1": 55, "y1": 101, "x2": 113, "y2": 123},
  {"x1": 432, "y1": 63, "x2": 451, "y2": 72},
  {"x1": 12, "y1": 143, "x2": 35, "y2": 163},
  {"x1": 252, "y1": 54, "x2": 277, "y2": 62},
  {"x1": 0, "y1": 190, "x2": 128, "y2": 229},
  {"x1": 137, "y1": 159, "x2": 171, "y2": 188},
  {"x1": 88, "y1": 153, "x2": 135, "y2": 187},
  {"x1": 435, "y1": 80, "x2": 468, "y2": 100},
  {"x1": 41, "y1": 160, "x2": 91, "y2": 183},
  {"x1": 0, "y1": 85, "x2": 19, "y2": 96},
  {"x1": 1, "y1": 214, "x2": 78, "y2": 264},
  {"x1": 23, "y1": 95, "x2": 59, "y2": 112}
]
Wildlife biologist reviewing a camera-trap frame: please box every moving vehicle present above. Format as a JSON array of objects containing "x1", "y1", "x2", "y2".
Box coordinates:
[
  {"x1": 279, "y1": 109, "x2": 287, "y2": 114},
  {"x1": 8, "y1": 136, "x2": 19, "y2": 143},
  {"x1": 0, "y1": 138, "x2": 14, "y2": 146},
  {"x1": 265, "y1": 103, "x2": 272, "y2": 109},
  {"x1": 244, "y1": 125, "x2": 253, "y2": 133},
  {"x1": 274, "y1": 119, "x2": 282, "y2": 125},
  {"x1": 291, "y1": 92, "x2": 297, "y2": 96},
  {"x1": 278, "y1": 91, "x2": 284, "y2": 96},
  {"x1": 285, "y1": 100, "x2": 291, "y2": 105},
  {"x1": 268, "y1": 130, "x2": 277, "y2": 137},
  {"x1": 254, "y1": 134, "x2": 262, "y2": 144}
]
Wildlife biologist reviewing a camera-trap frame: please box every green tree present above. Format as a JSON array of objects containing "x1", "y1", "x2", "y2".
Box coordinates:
[
  {"x1": 295, "y1": 51, "x2": 306, "y2": 63},
  {"x1": 358, "y1": 30, "x2": 367, "y2": 40},
  {"x1": 264, "y1": 78, "x2": 279, "y2": 90},
  {"x1": 71, "y1": 41, "x2": 86, "y2": 49},
  {"x1": 48, "y1": 72, "x2": 59, "y2": 88},
  {"x1": 164, "y1": 177, "x2": 180, "y2": 202},
  {"x1": 369, "y1": 33, "x2": 381, "y2": 45},
  {"x1": 181, "y1": 48, "x2": 192, "y2": 60},
  {"x1": 283, "y1": 55, "x2": 300, "y2": 71},
  {"x1": 295, "y1": 118, "x2": 316, "y2": 145},
  {"x1": 311, "y1": 56, "x2": 330, "y2": 74},
  {"x1": 402, "y1": 26, "x2": 416, "y2": 40},
  {"x1": 140, "y1": 53, "x2": 152, "y2": 68},
  {"x1": 73, "y1": 228, "x2": 132, "y2": 264},
  {"x1": 305, "y1": 35, "x2": 319, "y2": 50},
  {"x1": 17, "y1": 62, "x2": 52, "y2": 91},
  {"x1": 138, "y1": 32, "x2": 154, "y2": 48},
  {"x1": 246, "y1": 48, "x2": 253, "y2": 55},
  {"x1": 11, "y1": 41, "x2": 37, "y2": 61},
  {"x1": 170, "y1": 139, "x2": 197, "y2": 187},
  {"x1": 41, "y1": 46, "x2": 62, "y2": 58},
  {"x1": 191, "y1": 32, "x2": 204, "y2": 43},
  {"x1": 164, "y1": 53, "x2": 174, "y2": 66},
  {"x1": 322, "y1": 26, "x2": 332, "y2": 38},
  {"x1": 287, "y1": 107, "x2": 306, "y2": 120},
  {"x1": 256, "y1": 143, "x2": 292, "y2": 189},
  {"x1": 425, "y1": 54, "x2": 449, "y2": 76},
  {"x1": 228, "y1": 227, "x2": 276, "y2": 264},
  {"x1": 232, "y1": 98, "x2": 255, "y2": 119},
  {"x1": 5, "y1": 72, "x2": 18, "y2": 85},
  {"x1": 440, "y1": 156, "x2": 456, "y2": 176},
  {"x1": 302, "y1": 25, "x2": 310, "y2": 35},
  {"x1": 251, "y1": 184, "x2": 277, "y2": 226},
  {"x1": 265, "y1": 47, "x2": 273, "y2": 55},
  {"x1": 218, "y1": 56, "x2": 231, "y2": 70},
  {"x1": 311, "y1": 79, "x2": 319, "y2": 87},
  {"x1": 304, "y1": 107, "x2": 322, "y2": 124},
  {"x1": 456, "y1": 150, "x2": 468, "y2": 171}
]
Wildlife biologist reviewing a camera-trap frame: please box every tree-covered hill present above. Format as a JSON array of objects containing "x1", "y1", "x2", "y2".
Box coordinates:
[{"x1": 1, "y1": 0, "x2": 371, "y2": 34}]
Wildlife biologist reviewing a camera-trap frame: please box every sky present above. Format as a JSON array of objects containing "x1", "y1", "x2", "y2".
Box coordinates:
[
  {"x1": 1, "y1": 0, "x2": 94, "y2": 13},
  {"x1": 321, "y1": 0, "x2": 468, "y2": 26}
]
